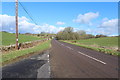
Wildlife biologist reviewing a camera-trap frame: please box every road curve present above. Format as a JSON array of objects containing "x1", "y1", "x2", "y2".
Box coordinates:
[{"x1": 50, "y1": 39, "x2": 118, "y2": 78}]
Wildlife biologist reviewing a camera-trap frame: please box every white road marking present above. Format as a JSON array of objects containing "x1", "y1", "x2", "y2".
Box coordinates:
[
  {"x1": 47, "y1": 55, "x2": 49, "y2": 58},
  {"x1": 37, "y1": 51, "x2": 51, "y2": 78},
  {"x1": 56, "y1": 40, "x2": 106, "y2": 65},
  {"x1": 66, "y1": 46, "x2": 73, "y2": 50},
  {"x1": 30, "y1": 58, "x2": 35, "y2": 60},
  {"x1": 61, "y1": 44, "x2": 64, "y2": 46},
  {"x1": 48, "y1": 60, "x2": 49, "y2": 62},
  {"x1": 48, "y1": 66, "x2": 51, "y2": 74},
  {"x1": 57, "y1": 41, "x2": 74, "y2": 50},
  {"x1": 77, "y1": 51, "x2": 106, "y2": 64},
  {"x1": 55, "y1": 40, "x2": 63, "y2": 46}
]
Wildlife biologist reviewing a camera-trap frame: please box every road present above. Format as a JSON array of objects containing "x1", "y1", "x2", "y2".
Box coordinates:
[
  {"x1": 50, "y1": 40, "x2": 118, "y2": 78},
  {"x1": 2, "y1": 39, "x2": 118, "y2": 79}
]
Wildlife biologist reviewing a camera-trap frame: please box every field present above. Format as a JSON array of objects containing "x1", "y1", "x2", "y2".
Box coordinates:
[
  {"x1": 62, "y1": 37, "x2": 119, "y2": 56},
  {"x1": 0, "y1": 32, "x2": 44, "y2": 46},
  {"x1": 75, "y1": 37, "x2": 118, "y2": 47},
  {"x1": 1, "y1": 40, "x2": 51, "y2": 65}
]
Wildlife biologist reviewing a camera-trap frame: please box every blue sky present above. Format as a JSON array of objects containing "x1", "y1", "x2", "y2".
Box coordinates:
[{"x1": 1, "y1": 2, "x2": 118, "y2": 36}]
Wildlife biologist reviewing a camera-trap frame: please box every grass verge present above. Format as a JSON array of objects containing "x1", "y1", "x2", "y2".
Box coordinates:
[
  {"x1": 0, "y1": 40, "x2": 51, "y2": 66},
  {"x1": 61, "y1": 40, "x2": 120, "y2": 56}
]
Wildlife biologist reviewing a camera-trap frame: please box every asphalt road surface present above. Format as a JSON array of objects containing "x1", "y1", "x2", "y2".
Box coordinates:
[
  {"x1": 50, "y1": 40, "x2": 118, "y2": 78},
  {"x1": 2, "y1": 50, "x2": 50, "y2": 79},
  {"x1": 2, "y1": 39, "x2": 119, "y2": 79}
]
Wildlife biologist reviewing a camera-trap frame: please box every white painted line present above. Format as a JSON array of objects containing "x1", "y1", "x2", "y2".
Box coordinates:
[
  {"x1": 58, "y1": 41, "x2": 74, "y2": 50},
  {"x1": 48, "y1": 66, "x2": 51, "y2": 74},
  {"x1": 66, "y1": 46, "x2": 73, "y2": 50},
  {"x1": 30, "y1": 58, "x2": 35, "y2": 60},
  {"x1": 61, "y1": 44, "x2": 64, "y2": 46},
  {"x1": 38, "y1": 57, "x2": 41, "y2": 59},
  {"x1": 56, "y1": 40, "x2": 74, "y2": 50},
  {"x1": 47, "y1": 54, "x2": 50, "y2": 62},
  {"x1": 77, "y1": 51, "x2": 106, "y2": 65},
  {"x1": 47, "y1": 55, "x2": 49, "y2": 58}
]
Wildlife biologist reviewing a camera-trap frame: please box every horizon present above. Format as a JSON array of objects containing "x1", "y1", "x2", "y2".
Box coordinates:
[{"x1": 1, "y1": 31, "x2": 119, "y2": 37}]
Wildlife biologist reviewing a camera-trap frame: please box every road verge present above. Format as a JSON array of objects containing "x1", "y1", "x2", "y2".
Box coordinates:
[
  {"x1": 0, "y1": 40, "x2": 51, "y2": 66},
  {"x1": 61, "y1": 40, "x2": 120, "y2": 56}
]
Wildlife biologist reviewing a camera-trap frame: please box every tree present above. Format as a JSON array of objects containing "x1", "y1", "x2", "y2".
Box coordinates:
[
  {"x1": 56, "y1": 27, "x2": 80, "y2": 40},
  {"x1": 86, "y1": 34, "x2": 95, "y2": 39},
  {"x1": 77, "y1": 30, "x2": 86, "y2": 35},
  {"x1": 56, "y1": 31, "x2": 63, "y2": 40},
  {"x1": 56, "y1": 27, "x2": 95, "y2": 40},
  {"x1": 63, "y1": 27, "x2": 73, "y2": 33}
]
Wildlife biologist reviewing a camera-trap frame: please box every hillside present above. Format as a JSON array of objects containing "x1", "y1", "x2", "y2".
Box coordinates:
[
  {"x1": 0, "y1": 32, "x2": 44, "y2": 46},
  {"x1": 63, "y1": 37, "x2": 119, "y2": 55},
  {"x1": 76, "y1": 37, "x2": 118, "y2": 47}
]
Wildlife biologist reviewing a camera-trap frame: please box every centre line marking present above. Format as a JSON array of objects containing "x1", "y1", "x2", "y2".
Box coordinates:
[
  {"x1": 66, "y1": 46, "x2": 73, "y2": 50},
  {"x1": 78, "y1": 51, "x2": 106, "y2": 65}
]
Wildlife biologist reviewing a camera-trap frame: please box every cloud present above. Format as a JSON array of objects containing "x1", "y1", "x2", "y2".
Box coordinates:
[
  {"x1": 73, "y1": 12, "x2": 99, "y2": 24},
  {"x1": 0, "y1": 14, "x2": 65, "y2": 33},
  {"x1": 97, "y1": 18, "x2": 118, "y2": 35},
  {"x1": 0, "y1": 14, "x2": 16, "y2": 32},
  {"x1": 56, "y1": 21, "x2": 65, "y2": 25},
  {"x1": 86, "y1": 18, "x2": 118, "y2": 36},
  {"x1": 99, "y1": 18, "x2": 118, "y2": 28},
  {"x1": 102, "y1": 17, "x2": 109, "y2": 22},
  {"x1": 33, "y1": 24, "x2": 65, "y2": 33}
]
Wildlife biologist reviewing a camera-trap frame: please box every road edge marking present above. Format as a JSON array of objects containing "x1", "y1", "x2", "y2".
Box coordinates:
[{"x1": 77, "y1": 51, "x2": 106, "y2": 65}]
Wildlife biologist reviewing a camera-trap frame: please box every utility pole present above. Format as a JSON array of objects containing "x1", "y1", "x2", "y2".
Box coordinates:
[{"x1": 15, "y1": 0, "x2": 19, "y2": 50}]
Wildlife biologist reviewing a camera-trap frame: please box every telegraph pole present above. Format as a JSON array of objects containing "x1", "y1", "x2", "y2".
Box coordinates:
[{"x1": 15, "y1": 0, "x2": 19, "y2": 50}]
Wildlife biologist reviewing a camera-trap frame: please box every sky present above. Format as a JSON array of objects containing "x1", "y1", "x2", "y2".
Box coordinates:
[
  {"x1": 2, "y1": 0, "x2": 120, "y2": 2},
  {"x1": 0, "y1": 2, "x2": 118, "y2": 36}
]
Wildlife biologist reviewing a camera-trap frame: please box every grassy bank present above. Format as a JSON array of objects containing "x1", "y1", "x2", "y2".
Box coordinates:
[
  {"x1": 74, "y1": 37, "x2": 118, "y2": 47},
  {"x1": 1, "y1": 40, "x2": 51, "y2": 65},
  {"x1": 61, "y1": 37, "x2": 120, "y2": 56},
  {"x1": 0, "y1": 32, "x2": 44, "y2": 46}
]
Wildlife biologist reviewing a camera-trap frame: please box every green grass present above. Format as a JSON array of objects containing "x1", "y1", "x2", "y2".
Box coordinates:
[
  {"x1": 0, "y1": 32, "x2": 44, "y2": 46},
  {"x1": 74, "y1": 37, "x2": 118, "y2": 47},
  {"x1": 61, "y1": 37, "x2": 120, "y2": 56},
  {"x1": 1, "y1": 40, "x2": 51, "y2": 63}
]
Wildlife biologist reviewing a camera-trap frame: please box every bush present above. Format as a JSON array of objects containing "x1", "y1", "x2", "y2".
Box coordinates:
[
  {"x1": 56, "y1": 27, "x2": 96, "y2": 40},
  {"x1": 95, "y1": 34, "x2": 107, "y2": 38}
]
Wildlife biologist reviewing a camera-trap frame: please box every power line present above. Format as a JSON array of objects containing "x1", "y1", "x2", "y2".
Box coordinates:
[{"x1": 18, "y1": 1, "x2": 38, "y2": 25}]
